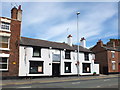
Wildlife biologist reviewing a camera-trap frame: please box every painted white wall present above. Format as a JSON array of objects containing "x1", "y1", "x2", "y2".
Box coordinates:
[
  {"x1": 93, "y1": 64, "x2": 99, "y2": 74},
  {"x1": 19, "y1": 46, "x2": 52, "y2": 76},
  {"x1": 19, "y1": 46, "x2": 99, "y2": 76}
]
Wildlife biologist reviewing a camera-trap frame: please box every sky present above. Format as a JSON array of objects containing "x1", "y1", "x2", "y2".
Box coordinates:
[{"x1": 1, "y1": 1, "x2": 118, "y2": 48}]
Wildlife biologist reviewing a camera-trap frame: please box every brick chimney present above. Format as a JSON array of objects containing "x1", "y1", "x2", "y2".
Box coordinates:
[
  {"x1": 97, "y1": 39, "x2": 103, "y2": 47},
  {"x1": 11, "y1": 5, "x2": 22, "y2": 21},
  {"x1": 11, "y1": 6, "x2": 18, "y2": 20},
  {"x1": 80, "y1": 37, "x2": 86, "y2": 48},
  {"x1": 67, "y1": 34, "x2": 72, "y2": 46}
]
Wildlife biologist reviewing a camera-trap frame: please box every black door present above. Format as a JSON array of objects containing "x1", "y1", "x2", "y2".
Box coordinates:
[{"x1": 52, "y1": 63, "x2": 60, "y2": 76}]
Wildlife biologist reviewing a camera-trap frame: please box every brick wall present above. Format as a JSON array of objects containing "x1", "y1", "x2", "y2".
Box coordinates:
[
  {"x1": 2, "y1": 19, "x2": 21, "y2": 77},
  {"x1": 107, "y1": 51, "x2": 119, "y2": 73},
  {"x1": 91, "y1": 44, "x2": 108, "y2": 74}
]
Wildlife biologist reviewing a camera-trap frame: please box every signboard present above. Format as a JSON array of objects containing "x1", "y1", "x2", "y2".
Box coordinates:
[{"x1": 38, "y1": 66, "x2": 42, "y2": 72}]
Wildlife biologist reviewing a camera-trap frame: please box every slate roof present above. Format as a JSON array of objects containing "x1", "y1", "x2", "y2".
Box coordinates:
[
  {"x1": 103, "y1": 46, "x2": 120, "y2": 52},
  {"x1": 20, "y1": 37, "x2": 92, "y2": 53}
]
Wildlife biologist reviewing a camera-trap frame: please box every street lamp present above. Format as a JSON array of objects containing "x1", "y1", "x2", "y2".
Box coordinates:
[{"x1": 76, "y1": 12, "x2": 80, "y2": 76}]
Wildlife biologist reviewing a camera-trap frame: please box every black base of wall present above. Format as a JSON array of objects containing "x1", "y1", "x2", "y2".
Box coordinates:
[
  {"x1": 101, "y1": 72, "x2": 120, "y2": 75},
  {"x1": 108, "y1": 72, "x2": 120, "y2": 74}
]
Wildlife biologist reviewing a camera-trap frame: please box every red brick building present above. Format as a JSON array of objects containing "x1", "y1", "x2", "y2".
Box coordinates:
[
  {"x1": 91, "y1": 39, "x2": 120, "y2": 74},
  {"x1": 0, "y1": 6, "x2": 22, "y2": 78}
]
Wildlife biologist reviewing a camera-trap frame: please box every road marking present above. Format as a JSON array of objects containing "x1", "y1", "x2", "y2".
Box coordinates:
[
  {"x1": 72, "y1": 82, "x2": 80, "y2": 84},
  {"x1": 97, "y1": 86, "x2": 101, "y2": 88},
  {"x1": 18, "y1": 86, "x2": 31, "y2": 88},
  {"x1": 104, "y1": 79, "x2": 110, "y2": 81}
]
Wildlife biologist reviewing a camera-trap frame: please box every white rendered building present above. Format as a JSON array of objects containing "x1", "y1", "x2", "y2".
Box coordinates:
[{"x1": 19, "y1": 35, "x2": 99, "y2": 77}]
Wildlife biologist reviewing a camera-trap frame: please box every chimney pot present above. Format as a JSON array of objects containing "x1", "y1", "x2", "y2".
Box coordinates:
[
  {"x1": 97, "y1": 39, "x2": 103, "y2": 46},
  {"x1": 80, "y1": 37, "x2": 86, "y2": 48},
  {"x1": 18, "y1": 5, "x2": 21, "y2": 10},
  {"x1": 67, "y1": 34, "x2": 72, "y2": 46}
]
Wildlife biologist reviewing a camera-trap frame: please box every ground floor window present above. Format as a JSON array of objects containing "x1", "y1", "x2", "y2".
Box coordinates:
[
  {"x1": 29, "y1": 61, "x2": 43, "y2": 74},
  {"x1": 0, "y1": 57, "x2": 8, "y2": 71},
  {"x1": 64, "y1": 62, "x2": 71, "y2": 73},
  {"x1": 83, "y1": 63, "x2": 91, "y2": 73}
]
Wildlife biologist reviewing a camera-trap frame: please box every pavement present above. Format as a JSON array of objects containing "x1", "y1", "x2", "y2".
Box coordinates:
[{"x1": 1, "y1": 74, "x2": 119, "y2": 87}]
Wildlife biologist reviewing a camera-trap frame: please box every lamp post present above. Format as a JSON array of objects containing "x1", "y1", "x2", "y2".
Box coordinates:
[{"x1": 76, "y1": 12, "x2": 80, "y2": 76}]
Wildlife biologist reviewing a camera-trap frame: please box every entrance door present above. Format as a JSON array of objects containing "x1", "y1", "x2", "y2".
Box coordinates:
[{"x1": 52, "y1": 63, "x2": 60, "y2": 76}]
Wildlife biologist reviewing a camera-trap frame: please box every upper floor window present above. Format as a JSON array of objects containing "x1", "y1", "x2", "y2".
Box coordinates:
[
  {"x1": 33, "y1": 47, "x2": 41, "y2": 57},
  {"x1": 0, "y1": 36, "x2": 9, "y2": 49},
  {"x1": 0, "y1": 57, "x2": 8, "y2": 71},
  {"x1": 52, "y1": 54, "x2": 60, "y2": 62},
  {"x1": 111, "y1": 51, "x2": 115, "y2": 58},
  {"x1": 84, "y1": 53, "x2": 89, "y2": 61},
  {"x1": 0, "y1": 22, "x2": 10, "y2": 31},
  {"x1": 65, "y1": 50, "x2": 71, "y2": 59}
]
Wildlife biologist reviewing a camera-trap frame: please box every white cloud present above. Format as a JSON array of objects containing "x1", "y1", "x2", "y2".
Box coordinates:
[{"x1": 20, "y1": 2, "x2": 117, "y2": 45}]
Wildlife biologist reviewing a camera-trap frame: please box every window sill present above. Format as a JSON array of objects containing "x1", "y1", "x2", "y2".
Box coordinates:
[
  {"x1": 65, "y1": 58, "x2": 71, "y2": 59},
  {"x1": 0, "y1": 48, "x2": 10, "y2": 51},
  {"x1": 83, "y1": 72, "x2": 91, "y2": 73},
  {"x1": 29, "y1": 73, "x2": 43, "y2": 74},
  {"x1": 0, "y1": 29, "x2": 11, "y2": 32},
  {"x1": 0, "y1": 69, "x2": 8, "y2": 71},
  {"x1": 64, "y1": 72, "x2": 72, "y2": 73},
  {"x1": 32, "y1": 56, "x2": 41, "y2": 58}
]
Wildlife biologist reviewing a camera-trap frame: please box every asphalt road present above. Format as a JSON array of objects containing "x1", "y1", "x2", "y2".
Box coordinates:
[{"x1": 1, "y1": 75, "x2": 119, "y2": 88}]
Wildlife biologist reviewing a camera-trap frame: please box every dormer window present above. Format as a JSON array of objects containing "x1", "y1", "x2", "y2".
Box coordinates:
[{"x1": 0, "y1": 22, "x2": 10, "y2": 31}]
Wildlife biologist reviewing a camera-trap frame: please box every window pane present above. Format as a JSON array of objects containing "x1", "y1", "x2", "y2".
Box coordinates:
[
  {"x1": 112, "y1": 63, "x2": 116, "y2": 70},
  {"x1": 0, "y1": 64, "x2": 7, "y2": 69},
  {"x1": 65, "y1": 51, "x2": 71, "y2": 59},
  {"x1": 84, "y1": 53, "x2": 89, "y2": 61},
  {"x1": 0, "y1": 36, "x2": 8, "y2": 42},
  {"x1": 33, "y1": 47, "x2": 41, "y2": 57},
  {"x1": 112, "y1": 53, "x2": 115, "y2": 58},
  {"x1": 65, "y1": 62, "x2": 71, "y2": 73},
  {"x1": 30, "y1": 61, "x2": 43, "y2": 74},
  {"x1": 1, "y1": 43, "x2": 8, "y2": 48},
  {"x1": 0, "y1": 57, "x2": 7, "y2": 63},
  {"x1": 33, "y1": 50, "x2": 40, "y2": 56},
  {"x1": 1, "y1": 22, "x2": 10, "y2": 30},
  {"x1": 0, "y1": 37, "x2": 9, "y2": 48},
  {"x1": 53, "y1": 54, "x2": 60, "y2": 62},
  {"x1": 2, "y1": 37, "x2": 8, "y2": 42},
  {"x1": 83, "y1": 63, "x2": 91, "y2": 73}
]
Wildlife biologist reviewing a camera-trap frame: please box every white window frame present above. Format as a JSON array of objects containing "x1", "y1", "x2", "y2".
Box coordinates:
[
  {"x1": 111, "y1": 51, "x2": 115, "y2": 58},
  {"x1": 0, "y1": 21, "x2": 11, "y2": 32},
  {"x1": 112, "y1": 61, "x2": 116, "y2": 70},
  {"x1": 0, "y1": 57, "x2": 9, "y2": 71},
  {"x1": 0, "y1": 36, "x2": 10, "y2": 51}
]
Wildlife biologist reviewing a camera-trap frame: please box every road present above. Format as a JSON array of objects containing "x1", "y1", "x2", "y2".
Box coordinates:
[{"x1": 1, "y1": 74, "x2": 119, "y2": 88}]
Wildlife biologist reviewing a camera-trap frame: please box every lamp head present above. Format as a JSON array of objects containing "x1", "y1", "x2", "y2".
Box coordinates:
[{"x1": 76, "y1": 12, "x2": 80, "y2": 15}]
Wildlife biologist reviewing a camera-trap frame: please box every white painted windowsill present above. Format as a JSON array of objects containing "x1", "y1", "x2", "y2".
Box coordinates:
[
  {"x1": 0, "y1": 48, "x2": 10, "y2": 51},
  {"x1": 0, "y1": 29, "x2": 11, "y2": 32}
]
